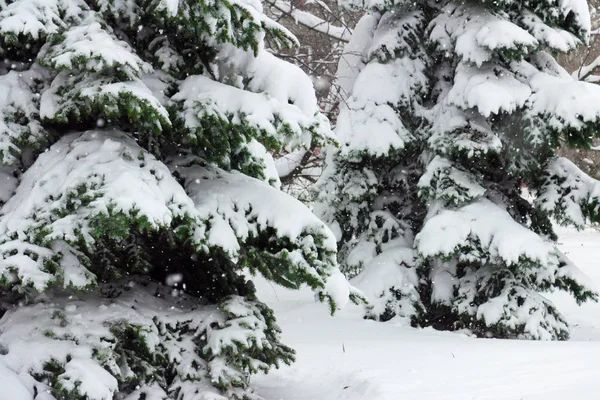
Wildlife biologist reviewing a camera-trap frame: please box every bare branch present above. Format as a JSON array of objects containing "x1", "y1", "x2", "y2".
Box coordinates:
[{"x1": 267, "y1": 0, "x2": 353, "y2": 42}]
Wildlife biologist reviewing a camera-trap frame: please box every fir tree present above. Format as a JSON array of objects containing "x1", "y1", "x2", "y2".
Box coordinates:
[
  {"x1": 0, "y1": 0, "x2": 357, "y2": 398},
  {"x1": 317, "y1": 0, "x2": 600, "y2": 339}
]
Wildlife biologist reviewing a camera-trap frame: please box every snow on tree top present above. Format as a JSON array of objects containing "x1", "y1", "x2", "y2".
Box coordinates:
[
  {"x1": 215, "y1": 48, "x2": 326, "y2": 121},
  {"x1": 191, "y1": 45, "x2": 333, "y2": 151},
  {"x1": 329, "y1": 14, "x2": 378, "y2": 105}
]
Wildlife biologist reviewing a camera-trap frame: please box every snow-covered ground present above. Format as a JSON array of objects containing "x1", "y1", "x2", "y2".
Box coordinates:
[{"x1": 252, "y1": 226, "x2": 600, "y2": 400}]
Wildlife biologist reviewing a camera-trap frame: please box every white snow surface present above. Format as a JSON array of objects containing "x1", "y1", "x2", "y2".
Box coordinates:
[
  {"x1": 521, "y1": 10, "x2": 580, "y2": 52},
  {"x1": 335, "y1": 10, "x2": 427, "y2": 158},
  {"x1": 248, "y1": 225, "x2": 600, "y2": 399}
]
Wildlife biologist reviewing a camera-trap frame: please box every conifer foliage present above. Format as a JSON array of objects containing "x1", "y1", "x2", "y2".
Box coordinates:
[
  {"x1": 317, "y1": 0, "x2": 600, "y2": 340},
  {"x1": 0, "y1": 0, "x2": 353, "y2": 398}
]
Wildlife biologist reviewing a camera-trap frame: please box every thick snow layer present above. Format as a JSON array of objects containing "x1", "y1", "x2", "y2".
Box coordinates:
[
  {"x1": 429, "y1": 5, "x2": 538, "y2": 66},
  {"x1": 521, "y1": 10, "x2": 580, "y2": 52},
  {"x1": 248, "y1": 226, "x2": 600, "y2": 399},
  {"x1": 517, "y1": 60, "x2": 600, "y2": 133},
  {"x1": 561, "y1": 0, "x2": 591, "y2": 36},
  {"x1": 0, "y1": 130, "x2": 198, "y2": 289},
  {"x1": 416, "y1": 198, "x2": 557, "y2": 269},
  {"x1": 171, "y1": 157, "x2": 357, "y2": 307},
  {"x1": 351, "y1": 59, "x2": 427, "y2": 111},
  {"x1": 173, "y1": 74, "x2": 319, "y2": 147},
  {"x1": 216, "y1": 47, "x2": 321, "y2": 119},
  {"x1": 335, "y1": 9, "x2": 427, "y2": 158},
  {"x1": 336, "y1": 56, "x2": 427, "y2": 157},
  {"x1": 336, "y1": 99, "x2": 410, "y2": 157},
  {"x1": 41, "y1": 18, "x2": 152, "y2": 77},
  {"x1": 1, "y1": 130, "x2": 197, "y2": 243},
  {"x1": 190, "y1": 45, "x2": 333, "y2": 149},
  {"x1": 174, "y1": 159, "x2": 337, "y2": 258},
  {"x1": 448, "y1": 62, "x2": 531, "y2": 117},
  {"x1": 0, "y1": 363, "x2": 33, "y2": 399}
]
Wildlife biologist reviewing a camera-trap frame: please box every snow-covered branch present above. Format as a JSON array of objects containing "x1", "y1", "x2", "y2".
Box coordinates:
[
  {"x1": 268, "y1": 0, "x2": 352, "y2": 42},
  {"x1": 574, "y1": 53, "x2": 600, "y2": 82}
]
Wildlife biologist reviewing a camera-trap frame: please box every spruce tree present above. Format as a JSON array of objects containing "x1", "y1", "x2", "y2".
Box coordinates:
[
  {"x1": 317, "y1": 0, "x2": 600, "y2": 339},
  {"x1": 0, "y1": 0, "x2": 355, "y2": 398}
]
